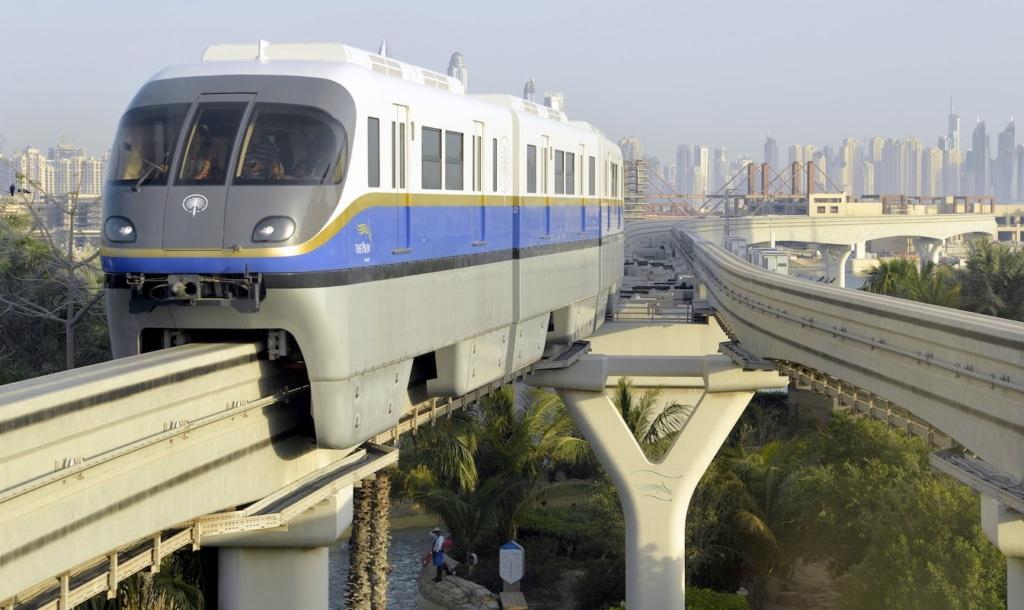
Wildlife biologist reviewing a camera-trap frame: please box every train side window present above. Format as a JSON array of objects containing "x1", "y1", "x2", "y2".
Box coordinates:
[
  {"x1": 565, "y1": 152, "x2": 575, "y2": 195},
  {"x1": 422, "y1": 127, "x2": 442, "y2": 189},
  {"x1": 588, "y1": 156, "x2": 596, "y2": 196},
  {"x1": 526, "y1": 145, "x2": 537, "y2": 193},
  {"x1": 445, "y1": 130, "x2": 464, "y2": 191},
  {"x1": 492, "y1": 138, "x2": 498, "y2": 192},
  {"x1": 367, "y1": 117, "x2": 380, "y2": 188},
  {"x1": 472, "y1": 134, "x2": 482, "y2": 191},
  {"x1": 554, "y1": 150, "x2": 564, "y2": 195}
]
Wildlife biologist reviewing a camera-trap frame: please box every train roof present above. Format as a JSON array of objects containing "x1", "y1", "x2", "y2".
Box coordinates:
[{"x1": 146, "y1": 41, "x2": 612, "y2": 145}]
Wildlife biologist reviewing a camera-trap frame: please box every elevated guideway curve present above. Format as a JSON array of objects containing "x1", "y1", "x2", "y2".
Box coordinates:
[{"x1": 626, "y1": 217, "x2": 1024, "y2": 480}]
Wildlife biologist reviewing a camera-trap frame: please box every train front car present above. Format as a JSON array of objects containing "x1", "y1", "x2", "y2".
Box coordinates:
[
  {"x1": 103, "y1": 45, "x2": 390, "y2": 449},
  {"x1": 103, "y1": 42, "x2": 625, "y2": 450}
]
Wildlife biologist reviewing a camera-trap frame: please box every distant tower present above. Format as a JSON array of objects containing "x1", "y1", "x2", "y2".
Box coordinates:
[
  {"x1": 543, "y1": 91, "x2": 565, "y2": 111},
  {"x1": 447, "y1": 52, "x2": 468, "y2": 91},
  {"x1": 378, "y1": 40, "x2": 389, "y2": 57},
  {"x1": 522, "y1": 78, "x2": 536, "y2": 102},
  {"x1": 947, "y1": 97, "x2": 960, "y2": 151},
  {"x1": 763, "y1": 135, "x2": 778, "y2": 169}
]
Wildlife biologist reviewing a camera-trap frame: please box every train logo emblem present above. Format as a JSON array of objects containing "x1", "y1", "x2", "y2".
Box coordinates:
[{"x1": 182, "y1": 194, "x2": 209, "y2": 217}]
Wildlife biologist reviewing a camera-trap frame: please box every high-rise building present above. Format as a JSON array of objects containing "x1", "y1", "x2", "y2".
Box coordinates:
[
  {"x1": 694, "y1": 145, "x2": 710, "y2": 195},
  {"x1": 968, "y1": 118, "x2": 990, "y2": 194},
  {"x1": 905, "y1": 137, "x2": 922, "y2": 196},
  {"x1": 10, "y1": 148, "x2": 50, "y2": 198},
  {"x1": 840, "y1": 138, "x2": 860, "y2": 195},
  {"x1": 664, "y1": 163, "x2": 678, "y2": 189},
  {"x1": 944, "y1": 148, "x2": 963, "y2": 196},
  {"x1": 81, "y1": 158, "x2": 105, "y2": 197},
  {"x1": 49, "y1": 144, "x2": 85, "y2": 161},
  {"x1": 763, "y1": 136, "x2": 778, "y2": 169},
  {"x1": 676, "y1": 145, "x2": 693, "y2": 193},
  {"x1": 712, "y1": 147, "x2": 729, "y2": 192},
  {"x1": 995, "y1": 119, "x2": 1016, "y2": 202},
  {"x1": 861, "y1": 161, "x2": 875, "y2": 195},
  {"x1": 923, "y1": 148, "x2": 943, "y2": 196},
  {"x1": 543, "y1": 91, "x2": 565, "y2": 111},
  {"x1": 619, "y1": 138, "x2": 642, "y2": 162},
  {"x1": 811, "y1": 150, "x2": 828, "y2": 192},
  {"x1": 948, "y1": 99, "x2": 960, "y2": 152},
  {"x1": 446, "y1": 52, "x2": 468, "y2": 91},
  {"x1": 1016, "y1": 145, "x2": 1024, "y2": 202},
  {"x1": 522, "y1": 78, "x2": 536, "y2": 102}
]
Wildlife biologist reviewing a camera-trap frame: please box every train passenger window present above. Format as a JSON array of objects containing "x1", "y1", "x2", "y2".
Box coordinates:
[
  {"x1": 492, "y1": 138, "x2": 498, "y2": 191},
  {"x1": 554, "y1": 150, "x2": 564, "y2": 195},
  {"x1": 234, "y1": 104, "x2": 348, "y2": 185},
  {"x1": 565, "y1": 152, "x2": 575, "y2": 195},
  {"x1": 445, "y1": 131, "x2": 464, "y2": 191},
  {"x1": 177, "y1": 103, "x2": 246, "y2": 185},
  {"x1": 526, "y1": 145, "x2": 537, "y2": 193},
  {"x1": 367, "y1": 117, "x2": 380, "y2": 188},
  {"x1": 588, "y1": 156, "x2": 596, "y2": 196},
  {"x1": 109, "y1": 103, "x2": 190, "y2": 186},
  {"x1": 422, "y1": 127, "x2": 442, "y2": 189}
]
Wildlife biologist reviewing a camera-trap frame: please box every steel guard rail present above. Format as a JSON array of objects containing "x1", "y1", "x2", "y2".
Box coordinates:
[{"x1": 671, "y1": 221, "x2": 1024, "y2": 479}]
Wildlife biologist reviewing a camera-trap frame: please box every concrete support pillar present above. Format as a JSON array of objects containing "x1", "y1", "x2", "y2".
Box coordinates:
[
  {"x1": 557, "y1": 388, "x2": 758, "y2": 610},
  {"x1": 853, "y1": 241, "x2": 867, "y2": 259},
  {"x1": 206, "y1": 486, "x2": 353, "y2": 610},
  {"x1": 219, "y1": 547, "x2": 328, "y2": 610},
  {"x1": 821, "y1": 245, "x2": 853, "y2": 287},
  {"x1": 914, "y1": 238, "x2": 943, "y2": 270},
  {"x1": 526, "y1": 346, "x2": 786, "y2": 610},
  {"x1": 981, "y1": 496, "x2": 1024, "y2": 610}
]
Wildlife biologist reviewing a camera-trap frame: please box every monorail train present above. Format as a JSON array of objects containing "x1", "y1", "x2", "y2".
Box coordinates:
[{"x1": 102, "y1": 42, "x2": 624, "y2": 448}]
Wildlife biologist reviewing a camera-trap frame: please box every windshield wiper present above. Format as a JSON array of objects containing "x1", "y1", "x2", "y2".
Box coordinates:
[{"x1": 124, "y1": 142, "x2": 167, "y2": 192}]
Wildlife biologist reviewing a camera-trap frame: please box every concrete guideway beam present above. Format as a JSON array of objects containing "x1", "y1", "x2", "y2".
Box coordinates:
[{"x1": 526, "y1": 334, "x2": 786, "y2": 610}]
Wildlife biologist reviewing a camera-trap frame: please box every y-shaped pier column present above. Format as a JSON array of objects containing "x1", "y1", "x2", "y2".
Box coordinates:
[
  {"x1": 527, "y1": 352, "x2": 786, "y2": 610},
  {"x1": 821, "y1": 245, "x2": 853, "y2": 287},
  {"x1": 914, "y1": 237, "x2": 943, "y2": 270}
]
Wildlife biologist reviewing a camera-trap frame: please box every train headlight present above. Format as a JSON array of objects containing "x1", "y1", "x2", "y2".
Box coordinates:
[
  {"x1": 104, "y1": 216, "x2": 137, "y2": 243},
  {"x1": 252, "y1": 217, "x2": 296, "y2": 243}
]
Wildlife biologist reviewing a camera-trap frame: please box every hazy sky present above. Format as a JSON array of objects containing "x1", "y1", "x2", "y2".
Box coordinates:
[{"x1": 2, "y1": 0, "x2": 1022, "y2": 162}]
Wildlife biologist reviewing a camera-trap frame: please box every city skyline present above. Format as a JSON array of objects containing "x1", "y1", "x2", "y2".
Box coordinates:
[{"x1": 2, "y1": 0, "x2": 1023, "y2": 163}]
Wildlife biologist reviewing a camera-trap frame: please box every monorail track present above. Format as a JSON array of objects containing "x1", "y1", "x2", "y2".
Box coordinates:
[{"x1": 0, "y1": 340, "x2": 541, "y2": 608}]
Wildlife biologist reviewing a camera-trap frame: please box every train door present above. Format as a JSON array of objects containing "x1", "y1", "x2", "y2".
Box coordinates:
[
  {"x1": 473, "y1": 121, "x2": 485, "y2": 244},
  {"x1": 163, "y1": 93, "x2": 252, "y2": 249},
  {"x1": 392, "y1": 104, "x2": 410, "y2": 252},
  {"x1": 542, "y1": 135, "x2": 551, "y2": 237},
  {"x1": 579, "y1": 144, "x2": 586, "y2": 233}
]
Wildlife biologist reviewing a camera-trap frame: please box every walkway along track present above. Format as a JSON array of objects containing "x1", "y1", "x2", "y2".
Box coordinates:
[{"x1": 0, "y1": 341, "x2": 537, "y2": 608}]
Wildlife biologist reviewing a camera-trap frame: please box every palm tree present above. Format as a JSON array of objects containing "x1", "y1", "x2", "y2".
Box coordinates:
[
  {"x1": 861, "y1": 259, "x2": 960, "y2": 308},
  {"x1": 958, "y1": 238, "x2": 1024, "y2": 321},
  {"x1": 610, "y1": 377, "x2": 688, "y2": 459},
  {"x1": 369, "y1": 472, "x2": 391, "y2": 610},
  {"x1": 346, "y1": 482, "x2": 372, "y2": 609},
  {"x1": 475, "y1": 386, "x2": 590, "y2": 541}
]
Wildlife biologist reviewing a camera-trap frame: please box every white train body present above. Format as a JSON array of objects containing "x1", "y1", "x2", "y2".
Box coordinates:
[{"x1": 102, "y1": 42, "x2": 624, "y2": 448}]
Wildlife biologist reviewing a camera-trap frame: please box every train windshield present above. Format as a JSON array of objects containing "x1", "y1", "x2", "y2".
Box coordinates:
[
  {"x1": 234, "y1": 103, "x2": 349, "y2": 186},
  {"x1": 176, "y1": 102, "x2": 248, "y2": 185},
  {"x1": 108, "y1": 104, "x2": 190, "y2": 186}
]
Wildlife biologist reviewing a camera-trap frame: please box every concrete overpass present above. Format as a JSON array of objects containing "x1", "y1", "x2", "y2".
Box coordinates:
[{"x1": 672, "y1": 213, "x2": 997, "y2": 286}]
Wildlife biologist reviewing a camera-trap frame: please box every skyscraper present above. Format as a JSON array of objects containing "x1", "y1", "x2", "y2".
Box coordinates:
[
  {"x1": 712, "y1": 147, "x2": 729, "y2": 192},
  {"x1": 923, "y1": 148, "x2": 943, "y2": 196},
  {"x1": 619, "y1": 138, "x2": 642, "y2": 162},
  {"x1": 840, "y1": 138, "x2": 860, "y2": 195},
  {"x1": 543, "y1": 91, "x2": 565, "y2": 111},
  {"x1": 996, "y1": 119, "x2": 1016, "y2": 202},
  {"x1": 446, "y1": 52, "x2": 468, "y2": 91},
  {"x1": 969, "y1": 119, "x2": 990, "y2": 195},
  {"x1": 763, "y1": 136, "x2": 778, "y2": 169},
  {"x1": 947, "y1": 99, "x2": 960, "y2": 152},
  {"x1": 522, "y1": 78, "x2": 536, "y2": 102},
  {"x1": 676, "y1": 145, "x2": 693, "y2": 193}
]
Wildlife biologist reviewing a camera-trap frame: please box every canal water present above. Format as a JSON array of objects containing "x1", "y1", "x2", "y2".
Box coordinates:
[{"x1": 329, "y1": 527, "x2": 428, "y2": 609}]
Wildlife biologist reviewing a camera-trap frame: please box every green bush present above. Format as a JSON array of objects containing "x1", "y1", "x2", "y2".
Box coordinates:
[{"x1": 603, "y1": 587, "x2": 748, "y2": 610}]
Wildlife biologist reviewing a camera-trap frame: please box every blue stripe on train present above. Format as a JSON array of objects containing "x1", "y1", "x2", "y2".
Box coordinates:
[{"x1": 102, "y1": 204, "x2": 622, "y2": 274}]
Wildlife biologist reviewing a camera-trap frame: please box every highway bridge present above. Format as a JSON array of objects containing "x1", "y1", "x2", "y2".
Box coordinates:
[{"x1": 2, "y1": 210, "x2": 1023, "y2": 610}]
